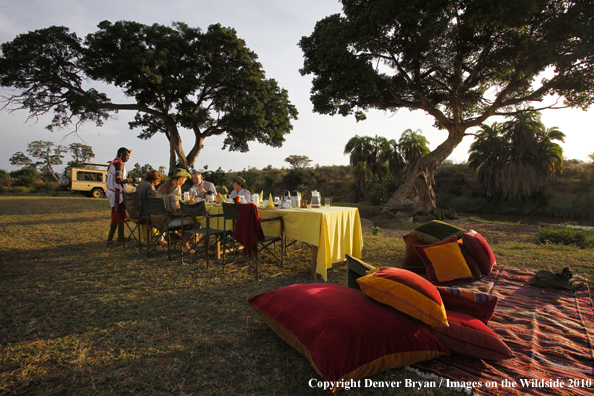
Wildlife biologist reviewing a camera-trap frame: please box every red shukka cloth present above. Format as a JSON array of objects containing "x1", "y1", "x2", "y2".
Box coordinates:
[{"x1": 233, "y1": 203, "x2": 265, "y2": 257}]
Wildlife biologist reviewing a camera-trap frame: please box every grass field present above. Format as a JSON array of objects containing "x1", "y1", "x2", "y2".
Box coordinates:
[{"x1": 1, "y1": 195, "x2": 592, "y2": 395}]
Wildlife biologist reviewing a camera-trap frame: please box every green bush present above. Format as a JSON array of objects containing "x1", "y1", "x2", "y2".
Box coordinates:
[
  {"x1": 436, "y1": 193, "x2": 489, "y2": 213},
  {"x1": 366, "y1": 174, "x2": 398, "y2": 206},
  {"x1": 576, "y1": 193, "x2": 594, "y2": 220},
  {"x1": 534, "y1": 225, "x2": 594, "y2": 249},
  {"x1": 540, "y1": 193, "x2": 577, "y2": 218},
  {"x1": 6, "y1": 186, "x2": 31, "y2": 194},
  {"x1": 31, "y1": 181, "x2": 59, "y2": 193},
  {"x1": 9, "y1": 167, "x2": 40, "y2": 187}
]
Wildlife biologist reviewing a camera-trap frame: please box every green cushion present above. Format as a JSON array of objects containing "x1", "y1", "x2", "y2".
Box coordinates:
[{"x1": 407, "y1": 220, "x2": 465, "y2": 244}]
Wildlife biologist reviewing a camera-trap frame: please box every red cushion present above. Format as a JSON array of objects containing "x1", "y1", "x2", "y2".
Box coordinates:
[
  {"x1": 463, "y1": 230, "x2": 496, "y2": 275},
  {"x1": 248, "y1": 283, "x2": 449, "y2": 390},
  {"x1": 428, "y1": 311, "x2": 514, "y2": 361},
  {"x1": 437, "y1": 287, "x2": 498, "y2": 324}
]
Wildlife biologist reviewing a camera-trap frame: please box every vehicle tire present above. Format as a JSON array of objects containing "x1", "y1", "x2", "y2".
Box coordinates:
[{"x1": 91, "y1": 188, "x2": 105, "y2": 198}]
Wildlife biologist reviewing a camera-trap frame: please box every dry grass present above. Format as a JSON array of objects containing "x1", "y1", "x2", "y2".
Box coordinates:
[{"x1": 1, "y1": 195, "x2": 592, "y2": 395}]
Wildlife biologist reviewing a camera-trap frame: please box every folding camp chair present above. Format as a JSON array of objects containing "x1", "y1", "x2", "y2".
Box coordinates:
[
  {"x1": 141, "y1": 197, "x2": 180, "y2": 261},
  {"x1": 180, "y1": 201, "x2": 226, "y2": 268},
  {"x1": 222, "y1": 202, "x2": 284, "y2": 281},
  {"x1": 220, "y1": 202, "x2": 246, "y2": 273},
  {"x1": 123, "y1": 191, "x2": 143, "y2": 250}
]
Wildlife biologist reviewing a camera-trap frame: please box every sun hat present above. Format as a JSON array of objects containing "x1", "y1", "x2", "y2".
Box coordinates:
[
  {"x1": 233, "y1": 176, "x2": 247, "y2": 187},
  {"x1": 171, "y1": 168, "x2": 192, "y2": 178}
]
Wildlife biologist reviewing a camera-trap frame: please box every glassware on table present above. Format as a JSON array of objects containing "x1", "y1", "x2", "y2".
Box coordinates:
[
  {"x1": 189, "y1": 186, "x2": 198, "y2": 200},
  {"x1": 310, "y1": 191, "x2": 321, "y2": 208},
  {"x1": 274, "y1": 196, "x2": 281, "y2": 206},
  {"x1": 183, "y1": 191, "x2": 190, "y2": 202},
  {"x1": 300, "y1": 199, "x2": 308, "y2": 208},
  {"x1": 325, "y1": 197, "x2": 332, "y2": 207},
  {"x1": 252, "y1": 194, "x2": 260, "y2": 206}
]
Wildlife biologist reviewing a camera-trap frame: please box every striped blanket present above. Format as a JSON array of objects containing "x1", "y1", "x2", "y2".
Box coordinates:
[{"x1": 411, "y1": 265, "x2": 594, "y2": 396}]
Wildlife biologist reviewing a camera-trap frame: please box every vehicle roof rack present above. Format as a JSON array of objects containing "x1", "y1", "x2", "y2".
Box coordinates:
[{"x1": 81, "y1": 163, "x2": 109, "y2": 168}]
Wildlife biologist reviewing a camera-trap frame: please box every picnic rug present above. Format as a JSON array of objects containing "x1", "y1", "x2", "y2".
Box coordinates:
[{"x1": 410, "y1": 265, "x2": 594, "y2": 396}]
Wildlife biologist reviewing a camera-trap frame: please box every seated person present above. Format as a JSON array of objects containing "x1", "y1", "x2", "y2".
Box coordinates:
[
  {"x1": 229, "y1": 176, "x2": 251, "y2": 200},
  {"x1": 155, "y1": 168, "x2": 194, "y2": 249},
  {"x1": 191, "y1": 171, "x2": 217, "y2": 198},
  {"x1": 137, "y1": 169, "x2": 164, "y2": 201}
]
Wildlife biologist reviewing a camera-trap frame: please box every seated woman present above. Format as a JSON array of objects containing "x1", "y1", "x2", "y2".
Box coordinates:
[
  {"x1": 228, "y1": 176, "x2": 251, "y2": 201},
  {"x1": 137, "y1": 169, "x2": 164, "y2": 201},
  {"x1": 155, "y1": 168, "x2": 194, "y2": 250}
]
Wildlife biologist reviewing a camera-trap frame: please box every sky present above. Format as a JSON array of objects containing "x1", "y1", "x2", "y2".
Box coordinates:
[{"x1": 1, "y1": 0, "x2": 593, "y2": 175}]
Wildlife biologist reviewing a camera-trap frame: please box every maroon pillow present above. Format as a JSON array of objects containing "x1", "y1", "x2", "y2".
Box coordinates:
[
  {"x1": 402, "y1": 235, "x2": 429, "y2": 275},
  {"x1": 463, "y1": 230, "x2": 496, "y2": 275},
  {"x1": 458, "y1": 242, "x2": 482, "y2": 280},
  {"x1": 428, "y1": 311, "x2": 514, "y2": 361},
  {"x1": 437, "y1": 287, "x2": 498, "y2": 324},
  {"x1": 248, "y1": 283, "x2": 449, "y2": 391}
]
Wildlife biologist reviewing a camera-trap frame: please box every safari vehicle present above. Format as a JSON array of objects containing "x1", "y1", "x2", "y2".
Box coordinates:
[{"x1": 60, "y1": 163, "x2": 109, "y2": 198}]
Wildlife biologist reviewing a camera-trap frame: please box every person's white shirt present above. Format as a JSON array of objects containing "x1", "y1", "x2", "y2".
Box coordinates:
[
  {"x1": 229, "y1": 188, "x2": 251, "y2": 200},
  {"x1": 193, "y1": 180, "x2": 216, "y2": 198},
  {"x1": 106, "y1": 161, "x2": 127, "y2": 208}
]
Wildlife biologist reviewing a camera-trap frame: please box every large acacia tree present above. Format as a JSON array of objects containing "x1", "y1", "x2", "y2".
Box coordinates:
[
  {"x1": 0, "y1": 21, "x2": 298, "y2": 173},
  {"x1": 300, "y1": 0, "x2": 594, "y2": 218}
]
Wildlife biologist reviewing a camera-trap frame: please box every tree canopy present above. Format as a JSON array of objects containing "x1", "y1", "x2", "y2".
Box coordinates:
[
  {"x1": 10, "y1": 140, "x2": 67, "y2": 181},
  {"x1": 0, "y1": 21, "x2": 298, "y2": 173},
  {"x1": 284, "y1": 155, "x2": 313, "y2": 169},
  {"x1": 67, "y1": 143, "x2": 95, "y2": 168},
  {"x1": 300, "y1": 0, "x2": 594, "y2": 218}
]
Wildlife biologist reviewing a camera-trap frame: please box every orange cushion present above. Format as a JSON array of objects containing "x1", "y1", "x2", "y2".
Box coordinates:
[
  {"x1": 414, "y1": 237, "x2": 475, "y2": 285},
  {"x1": 357, "y1": 267, "x2": 448, "y2": 327}
]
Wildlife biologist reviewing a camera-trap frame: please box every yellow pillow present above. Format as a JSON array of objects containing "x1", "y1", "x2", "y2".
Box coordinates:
[{"x1": 414, "y1": 237, "x2": 475, "y2": 285}]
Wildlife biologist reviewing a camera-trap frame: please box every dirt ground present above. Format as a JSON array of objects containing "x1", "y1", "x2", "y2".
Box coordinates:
[{"x1": 360, "y1": 215, "x2": 541, "y2": 245}]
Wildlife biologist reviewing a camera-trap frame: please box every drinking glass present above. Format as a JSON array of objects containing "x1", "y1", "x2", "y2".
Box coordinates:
[{"x1": 325, "y1": 197, "x2": 332, "y2": 207}]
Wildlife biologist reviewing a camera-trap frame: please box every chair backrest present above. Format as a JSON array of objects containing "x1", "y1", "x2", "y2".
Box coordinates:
[
  {"x1": 142, "y1": 198, "x2": 167, "y2": 216},
  {"x1": 222, "y1": 202, "x2": 240, "y2": 221},
  {"x1": 180, "y1": 201, "x2": 208, "y2": 217},
  {"x1": 123, "y1": 191, "x2": 142, "y2": 219}
]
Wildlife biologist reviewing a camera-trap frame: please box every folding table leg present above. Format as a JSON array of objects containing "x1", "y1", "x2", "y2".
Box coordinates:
[{"x1": 311, "y1": 246, "x2": 318, "y2": 281}]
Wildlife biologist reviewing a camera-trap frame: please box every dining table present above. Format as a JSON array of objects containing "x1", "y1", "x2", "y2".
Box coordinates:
[{"x1": 196, "y1": 202, "x2": 364, "y2": 281}]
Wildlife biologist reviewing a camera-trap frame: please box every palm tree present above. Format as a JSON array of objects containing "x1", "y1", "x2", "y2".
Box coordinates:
[
  {"x1": 386, "y1": 129, "x2": 430, "y2": 181},
  {"x1": 468, "y1": 110, "x2": 565, "y2": 200},
  {"x1": 344, "y1": 135, "x2": 390, "y2": 201}
]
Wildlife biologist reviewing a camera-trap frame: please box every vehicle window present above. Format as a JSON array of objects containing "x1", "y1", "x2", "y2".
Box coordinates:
[{"x1": 76, "y1": 172, "x2": 103, "y2": 182}]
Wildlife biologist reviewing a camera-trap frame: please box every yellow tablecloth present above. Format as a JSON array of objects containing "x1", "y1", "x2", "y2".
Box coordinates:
[
  {"x1": 199, "y1": 204, "x2": 363, "y2": 281},
  {"x1": 258, "y1": 206, "x2": 363, "y2": 281}
]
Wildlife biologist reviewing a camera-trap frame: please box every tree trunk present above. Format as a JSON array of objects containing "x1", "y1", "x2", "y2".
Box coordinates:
[
  {"x1": 382, "y1": 129, "x2": 464, "y2": 221},
  {"x1": 166, "y1": 125, "x2": 189, "y2": 174}
]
